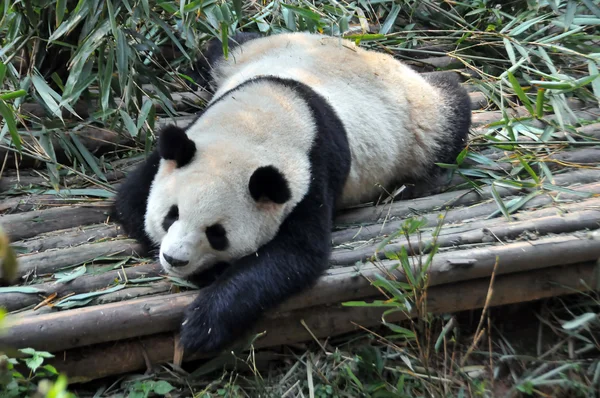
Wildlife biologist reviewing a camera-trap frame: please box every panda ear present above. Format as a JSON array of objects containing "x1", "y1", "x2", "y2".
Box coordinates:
[
  {"x1": 248, "y1": 166, "x2": 291, "y2": 205},
  {"x1": 158, "y1": 125, "x2": 196, "y2": 168}
]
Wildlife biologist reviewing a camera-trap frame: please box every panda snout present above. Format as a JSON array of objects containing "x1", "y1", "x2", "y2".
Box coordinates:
[{"x1": 163, "y1": 253, "x2": 190, "y2": 267}]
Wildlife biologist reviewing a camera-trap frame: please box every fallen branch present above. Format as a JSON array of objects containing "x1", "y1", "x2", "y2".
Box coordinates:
[
  {"x1": 3, "y1": 233, "x2": 599, "y2": 354},
  {"x1": 45, "y1": 262, "x2": 598, "y2": 383}
]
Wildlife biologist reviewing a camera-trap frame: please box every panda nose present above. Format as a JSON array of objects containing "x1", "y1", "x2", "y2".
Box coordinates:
[{"x1": 163, "y1": 253, "x2": 189, "y2": 267}]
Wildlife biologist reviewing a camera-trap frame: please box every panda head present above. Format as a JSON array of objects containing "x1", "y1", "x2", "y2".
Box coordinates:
[{"x1": 144, "y1": 124, "x2": 294, "y2": 277}]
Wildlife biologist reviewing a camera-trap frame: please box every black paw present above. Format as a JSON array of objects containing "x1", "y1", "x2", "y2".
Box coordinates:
[{"x1": 179, "y1": 292, "x2": 236, "y2": 354}]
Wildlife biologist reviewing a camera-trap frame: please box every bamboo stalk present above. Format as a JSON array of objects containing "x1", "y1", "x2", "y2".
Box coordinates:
[
  {"x1": 0, "y1": 263, "x2": 163, "y2": 312},
  {"x1": 15, "y1": 240, "x2": 142, "y2": 279},
  {"x1": 5, "y1": 197, "x2": 600, "y2": 312},
  {"x1": 335, "y1": 168, "x2": 600, "y2": 225},
  {"x1": 46, "y1": 262, "x2": 598, "y2": 384},
  {"x1": 0, "y1": 204, "x2": 111, "y2": 241},
  {"x1": 332, "y1": 190, "x2": 600, "y2": 245},
  {"x1": 12, "y1": 224, "x2": 121, "y2": 254},
  {"x1": 331, "y1": 209, "x2": 600, "y2": 265},
  {"x1": 3, "y1": 232, "x2": 599, "y2": 354}
]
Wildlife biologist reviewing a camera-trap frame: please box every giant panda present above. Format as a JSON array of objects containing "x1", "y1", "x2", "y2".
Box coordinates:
[{"x1": 112, "y1": 31, "x2": 472, "y2": 354}]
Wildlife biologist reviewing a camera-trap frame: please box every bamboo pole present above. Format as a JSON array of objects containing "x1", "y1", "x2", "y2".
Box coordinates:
[
  {"x1": 15, "y1": 239, "x2": 143, "y2": 279},
  {"x1": 335, "y1": 168, "x2": 600, "y2": 225},
  {"x1": 3, "y1": 232, "x2": 599, "y2": 354},
  {"x1": 45, "y1": 262, "x2": 598, "y2": 384},
  {"x1": 331, "y1": 208, "x2": 600, "y2": 265},
  {"x1": 4, "y1": 200, "x2": 600, "y2": 312},
  {"x1": 12, "y1": 224, "x2": 121, "y2": 254},
  {"x1": 332, "y1": 185, "x2": 600, "y2": 245},
  {"x1": 0, "y1": 263, "x2": 163, "y2": 312},
  {"x1": 1, "y1": 204, "x2": 111, "y2": 241}
]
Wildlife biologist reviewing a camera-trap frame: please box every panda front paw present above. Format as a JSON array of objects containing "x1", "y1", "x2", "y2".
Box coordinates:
[{"x1": 179, "y1": 292, "x2": 237, "y2": 354}]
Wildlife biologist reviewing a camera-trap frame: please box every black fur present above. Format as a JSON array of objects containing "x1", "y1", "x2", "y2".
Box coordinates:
[
  {"x1": 206, "y1": 224, "x2": 228, "y2": 251},
  {"x1": 248, "y1": 165, "x2": 292, "y2": 204},
  {"x1": 111, "y1": 149, "x2": 161, "y2": 253},
  {"x1": 179, "y1": 77, "x2": 351, "y2": 354},
  {"x1": 423, "y1": 72, "x2": 472, "y2": 167},
  {"x1": 158, "y1": 125, "x2": 196, "y2": 167},
  {"x1": 162, "y1": 205, "x2": 179, "y2": 232},
  {"x1": 189, "y1": 32, "x2": 262, "y2": 91}
]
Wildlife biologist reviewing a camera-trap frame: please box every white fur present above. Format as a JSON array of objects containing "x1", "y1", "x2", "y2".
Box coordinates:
[
  {"x1": 144, "y1": 32, "x2": 461, "y2": 277},
  {"x1": 145, "y1": 81, "x2": 316, "y2": 276},
  {"x1": 210, "y1": 32, "x2": 456, "y2": 207}
]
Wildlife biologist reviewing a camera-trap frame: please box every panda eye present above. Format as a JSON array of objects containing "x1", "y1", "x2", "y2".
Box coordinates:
[
  {"x1": 162, "y1": 205, "x2": 179, "y2": 231},
  {"x1": 206, "y1": 223, "x2": 228, "y2": 251}
]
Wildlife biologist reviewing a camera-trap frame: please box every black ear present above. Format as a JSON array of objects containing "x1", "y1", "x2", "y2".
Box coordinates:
[
  {"x1": 158, "y1": 125, "x2": 196, "y2": 168},
  {"x1": 248, "y1": 166, "x2": 291, "y2": 204}
]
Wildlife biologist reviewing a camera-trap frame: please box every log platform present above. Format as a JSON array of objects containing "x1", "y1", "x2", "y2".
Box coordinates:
[{"x1": 1, "y1": 70, "x2": 600, "y2": 384}]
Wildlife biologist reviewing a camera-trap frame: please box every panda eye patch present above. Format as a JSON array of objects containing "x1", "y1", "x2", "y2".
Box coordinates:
[
  {"x1": 206, "y1": 223, "x2": 228, "y2": 251},
  {"x1": 162, "y1": 205, "x2": 179, "y2": 231}
]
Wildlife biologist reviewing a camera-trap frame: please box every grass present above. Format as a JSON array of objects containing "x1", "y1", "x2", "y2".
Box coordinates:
[{"x1": 1, "y1": 0, "x2": 600, "y2": 397}]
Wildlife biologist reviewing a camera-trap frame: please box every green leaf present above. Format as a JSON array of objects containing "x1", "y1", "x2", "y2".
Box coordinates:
[
  {"x1": 56, "y1": 0, "x2": 67, "y2": 26},
  {"x1": 232, "y1": 0, "x2": 243, "y2": 25},
  {"x1": 0, "y1": 61, "x2": 6, "y2": 84},
  {"x1": 69, "y1": 133, "x2": 107, "y2": 181},
  {"x1": 0, "y1": 100, "x2": 21, "y2": 152},
  {"x1": 54, "y1": 265, "x2": 87, "y2": 283},
  {"x1": 0, "y1": 286, "x2": 41, "y2": 294},
  {"x1": 516, "y1": 154, "x2": 539, "y2": 183},
  {"x1": 507, "y1": 71, "x2": 534, "y2": 116},
  {"x1": 379, "y1": 3, "x2": 400, "y2": 35},
  {"x1": 152, "y1": 381, "x2": 175, "y2": 395},
  {"x1": 55, "y1": 284, "x2": 125, "y2": 307},
  {"x1": 100, "y1": 45, "x2": 115, "y2": 112},
  {"x1": 384, "y1": 322, "x2": 416, "y2": 339},
  {"x1": 490, "y1": 184, "x2": 510, "y2": 220},
  {"x1": 119, "y1": 109, "x2": 138, "y2": 137},
  {"x1": 115, "y1": 29, "x2": 129, "y2": 90},
  {"x1": 31, "y1": 74, "x2": 63, "y2": 121},
  {"x1": 0, "y1": 89, "x2": 27, "y2": 101},
  {"x1": 281, "y1": 4, "x2": 321, "y2": 22},
  {"x1": 562, "y1": 313, "x2": 597, "y2": 330},
  {"x1": 48, "y1": 0, "x2": 91, "y2": 42},
  {"x1": 535, "y1": 87, "x2": 545, "y2": 117},
  {"x1": 136, "y1": 100, "x2": 154, "y2": 131},
  {"x1": 24, "y1": 355, "x2": 44, "y2": 373}
]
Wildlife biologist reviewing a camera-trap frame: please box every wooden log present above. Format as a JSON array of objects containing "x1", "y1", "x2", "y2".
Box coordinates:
[
  {"x1": 15, "y1": 239, "x2": 143, "y2": 279},
  {"x1": 6, "y1": 198, "x2": 599, "y2": 312},
  {"x1": 0, "y1": 263, "x2": 163, "y2": 312},
  {"x1": 331, "y1": 209, "x2": 600, "y2": 265},
  {"x1": 0, "y1": 196, "x2": 106, "y2": 214},
  {"x1": 332, "y1": 188, "x2": 600, "y2": 245},
  {"x1": 46, "y1": 262, "x2": 598, "y2": 383},
  {"x1": 12, "y1": 224, "x2": 121, "y2": 254},
  {"x1": 3, "y1": 232, "x2": 600, "y2": 354},
  {"x1": 0, "y1": 204, "x2": 111, "y2": 241},
  {"x1": 335, "y1": 168, "x2": 600, "y2": 225}
]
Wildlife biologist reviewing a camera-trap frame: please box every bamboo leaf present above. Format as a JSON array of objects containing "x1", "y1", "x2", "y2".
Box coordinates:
[
  {"x1": 119, "y1": 109, "x2": 138, "y2": 137},
  {"x1": 48, "y1": 0, "x2": 91, "y2": 42},
  {"x1": 491, "y1": 184, "x2": 511, "y2": 220},
  {"x1": 69, "y1": 133, "x2": 107, "y2": 181},
  {"x1": 137, "y1": 99, "x2": 154, "y2": 130},
  {"x1": 115, "y1": 29, "x2": 129, "y2": 91},
  {"x1": 31, "y1": 74, "x2": 63, "y2": 121},
  {"x1": 0, "y1": 100, "x2": 21, "y2": 151},
  {"x1": 0, "y1": 286, "x2": 41, "y2": 294},
  {"x1": 379, "y1": 3, "x2": 400, "y2": 35},
  {"x1": 562, "y1": 313, "x2": 598, "y2": 330},
  {"x1": 507, "y1": 71, "x2": 534, "y2": 116}
]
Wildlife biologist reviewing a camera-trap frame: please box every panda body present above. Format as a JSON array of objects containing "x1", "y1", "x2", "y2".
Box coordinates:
[{"x1": 112, "y1": 32, "x2": 471, "y2": 354}]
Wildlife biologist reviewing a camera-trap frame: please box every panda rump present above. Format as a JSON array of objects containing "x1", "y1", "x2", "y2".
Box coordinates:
[{"x1": 111, "y1": 31, "x2": 471, "y2": 354}]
